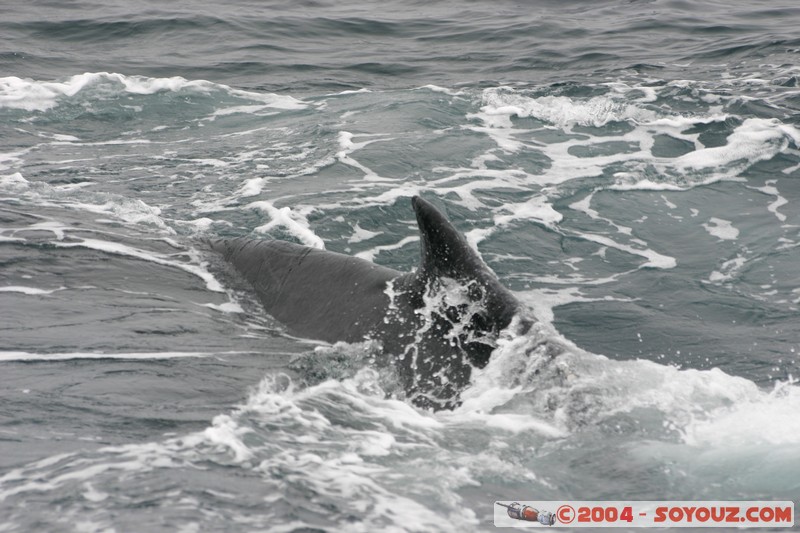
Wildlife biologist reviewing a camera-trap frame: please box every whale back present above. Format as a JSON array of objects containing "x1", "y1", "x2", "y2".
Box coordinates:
[
  {"x1": 209, "y1": 196, "x2": 525, "y2": 410},
  {"x1": 209, "y1": 238, "x2": 400, "y2": 343}
]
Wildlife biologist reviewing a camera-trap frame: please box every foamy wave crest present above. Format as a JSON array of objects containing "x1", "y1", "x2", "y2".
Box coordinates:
[
  {"x1": 681, "y1": 378, "x2": 800, "y2": 447},
  {"x1": 469, "y1": 86, "x2": 800, "y2": 194},
  {"x1": 249, "y1": 200, "x2": 325, "y2": 249},
  {"x1": 0, "y1": 72, "x2": 308, "y2": 112},
  {"x1": 465, "y1": 317, "x2": 800, "y2": 453},
  {"x1": 479, "y1": 87, "x2": 659, "y2": 129},
  {"x1": 1, "y1": 172, "x2": 174, "y2": 232},
  {"x1": 0, "y1": 351, "x2": 224, "y2": 362}
]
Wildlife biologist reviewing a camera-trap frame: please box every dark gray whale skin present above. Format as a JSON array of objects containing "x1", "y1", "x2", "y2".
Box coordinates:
[{"x1": 210, "y1": 196, "x2": 523, "y2": 409}]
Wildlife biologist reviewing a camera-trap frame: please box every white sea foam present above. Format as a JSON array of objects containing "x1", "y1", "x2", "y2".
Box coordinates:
[
  {"x1": 326, "y1": 88, "x2": 372, "y2": 96},
  {"x1": 0, "y1": 286, "x2": 65, "y2": 295},
  {"x1": 674, "y1": 118, "x2": 799, "y2": 173},
  {"x1": 202, "y1": 415, "x2": 254, "y2": 463},
  {"x1": 209, "y1": 104, "x2": 279, "y2": 118},
  {"x1": 355, "y1": 235, "x2": 418, "y2": 262},
  {"x1": 748, "y1": 180, "x2": 788, "y2": 222},
  {"x1": 0, "y1": 72, "x2": 308, "y2": 112},
  {"x1": 0, "y1": 172, "x2": 28, "y2": 187},
  {"x1": 466, "y1": 316, "x2": 800, "y2": 454},
  {"x1": 708, "y1": 253, "x2": 748, "y2": 283},
  {"x1": 184, "y1": 217, "x2": 216, "y2": 231},
  {"x1": 480, "y1": 87, "x2": 659, "y2": 129},
  {"x1": 0, "y1": 351, "x2": 223, "y2": 362},
  {"x1": 336, "y1": 131, "x2": 395, "y2": 182},
  {"x1": 249, "y1": 201, "x2": 325, "y2": 249},
  {"x1": 414, "y1": 85, "x2": 465, "y2": 96},
  {"x1": 660, "y1": 194, "x2": 677, "y2": 209},
  {"x1": 702, "y1": 217, "x2": 739, "y2": 241},
  {"x1": 2, "y1": 333, "x2": 797, "y2": 530},
  {"x1": 464, "y1": 227, "x2": 494, "y2": 249},
  {"x1": 608, "y1": 178, "x2": 690, "y2": 191},
  {"x1": 202, "y1": 302, "x2": 244, "y2": 314},
  {"x1": 444, "y1": 410, "x2": 566, "y2": 438},
  {"x1": 468, "y1": 87, "x2": 800, "y2": 195},
  {"x1": 494, "y1": 195, "x2": 563, "y2": 229},
  {"x1": 460, "y1": 194, "x2": 563, "y2": 256},
  {"x1": 347, "y1": 223, "x2": 382, "y2": 244},
  {"x1": 237, "y1": 177, "x2": 266, "y2": 198},
  {"x1": 570, "y1": 192, "x2": 601, "y2": 221},
  {"x1": 430, "y1": 167, "x2": 529, "y2": 206},
  {"x1": 79, "y1": 199, "x2": 174, "y2": 232},
  {"x1": 681, "y1": 379, "x2": 800, "y2": 447},
  {"x1": 53, "y1": 238, "x2": 224, "y2": 291},
  {"x1": 577, "y1": 232, "x2": 677, "y2": 269},
  {"x1": 0, "y1": 172, "x2": 174, "y2": 233}
]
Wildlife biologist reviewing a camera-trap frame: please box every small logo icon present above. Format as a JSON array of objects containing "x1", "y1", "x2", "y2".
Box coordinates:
[
  {"x1": 496, "y1": 502, "x2": 556, "y2": 526},
  {"x1": 556, "y1": 504, "x2": 575, "y2": 524}
]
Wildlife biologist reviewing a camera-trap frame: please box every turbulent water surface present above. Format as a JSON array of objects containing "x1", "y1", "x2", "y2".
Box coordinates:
[{"x1": 1, "y1": 1, "x2": 800, "y2": 531}]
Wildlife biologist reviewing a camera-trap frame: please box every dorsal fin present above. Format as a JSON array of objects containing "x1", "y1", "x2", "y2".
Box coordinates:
[
  {"x1": 410, "y1": 194, "x2": 521, "y2": 340},
  {"x1": 411, "y1": 195, "x2": 490, "y2": 283}
]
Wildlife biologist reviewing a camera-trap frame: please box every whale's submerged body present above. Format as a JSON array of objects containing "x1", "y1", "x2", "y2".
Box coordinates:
[{"x1": 210, "y1": 196, "x2": 526, "y2": 409}]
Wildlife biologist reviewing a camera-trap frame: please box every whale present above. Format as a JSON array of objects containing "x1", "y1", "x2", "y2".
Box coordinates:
[{"x1": 210, "y1": 196, "x2": 527, "y2": 409}]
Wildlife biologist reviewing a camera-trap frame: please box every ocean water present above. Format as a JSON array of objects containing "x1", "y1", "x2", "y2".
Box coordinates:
[{"x1": 1, "y1": 1, "x2": 800, "y2": 531}]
